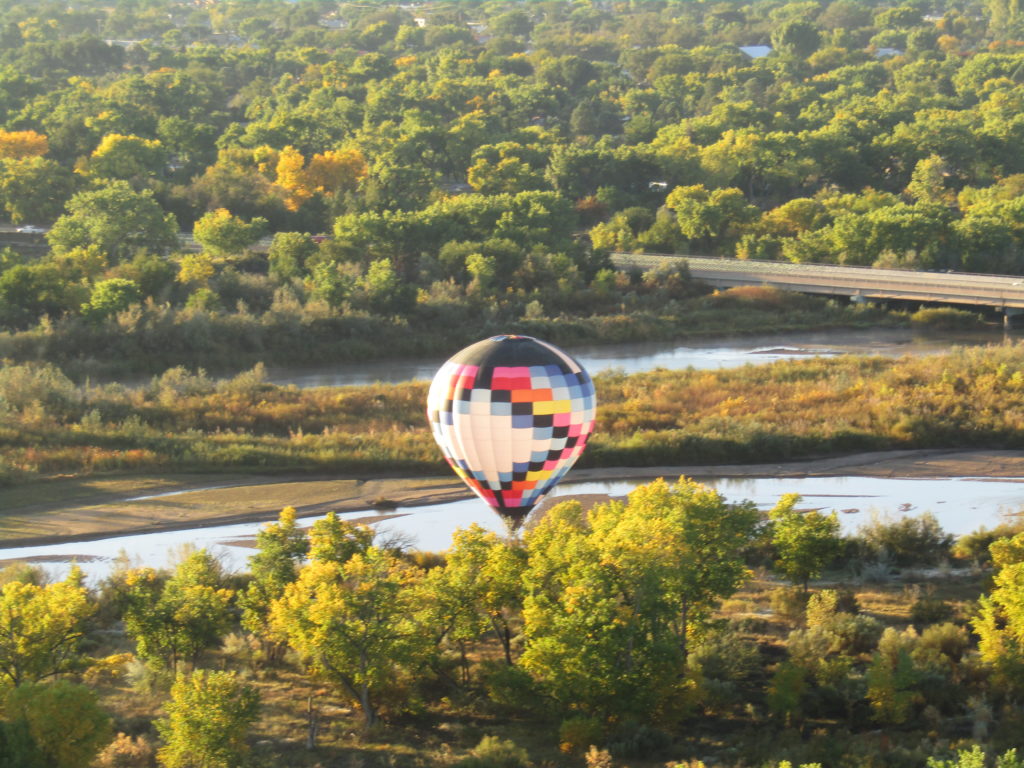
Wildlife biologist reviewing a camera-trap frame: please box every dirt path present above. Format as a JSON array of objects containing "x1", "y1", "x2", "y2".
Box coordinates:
[{"x1": 1, "y1": 449, "x2": 1021, "y2": 549}]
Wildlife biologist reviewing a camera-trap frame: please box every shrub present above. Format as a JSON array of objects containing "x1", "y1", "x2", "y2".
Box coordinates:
[
  {"x1": 455, "y1": 736, "x2": 531, "y2": 768},
  {"x1": 606, "y1": 722, "x2": 671, "y2": 760},
  {"x1": 857, "y1": 513, "x2": 953, "y2": 568},
  {"x1": 953, "y1": 520, "x2": 1024, "y2": 566},
  {"x1": 910, "y1": 307, "x2": 984, "y2": 330},
  {"x1": 94, "y1": 733, "x2": 157, "y2": 768},
  {"x1": 910, "y1": 594, "x2": 954, "y2": 626},
  {"x1": 559, "y1": 716, "x2": 604, "y2": 755},
  {"x1": 770, "y1": 587, "x2": 810, "y2": 625}
]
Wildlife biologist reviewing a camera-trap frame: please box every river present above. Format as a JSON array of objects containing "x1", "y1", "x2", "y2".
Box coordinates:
[
  {"x1": 262, "y1": 327, "x2": 1005, "y2": 388},
  {"x1": 5, "y1": 474, "x2": 1022, "y2": 583}
]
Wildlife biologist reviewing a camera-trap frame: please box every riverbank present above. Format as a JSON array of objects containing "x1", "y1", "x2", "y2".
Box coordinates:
[{"x1": 2, "y1": 449, "x2": 1021, "y2": 550}]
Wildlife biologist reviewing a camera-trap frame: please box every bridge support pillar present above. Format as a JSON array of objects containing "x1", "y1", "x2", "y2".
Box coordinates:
[{"x1": 1005, "y1": 307, "x2": 1024, "y2": 330}]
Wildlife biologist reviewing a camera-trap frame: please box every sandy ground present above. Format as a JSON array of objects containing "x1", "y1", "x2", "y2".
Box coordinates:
[{"x1": 1, "y1": 449, "x2": 1022, "y2": 549}]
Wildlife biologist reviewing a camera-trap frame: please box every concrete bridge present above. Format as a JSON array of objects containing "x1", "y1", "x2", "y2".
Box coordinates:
[{"x1": 612, "y1": 253, "x2": 1024, "y2": 326}]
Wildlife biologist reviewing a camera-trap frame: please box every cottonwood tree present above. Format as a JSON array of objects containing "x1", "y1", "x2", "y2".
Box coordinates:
[
  {"x1": 0, "y1": 568, "x2": 93, "y2": 687},
  {"x1": 520, "y1": 478, "x2": 760, "y2": 720},
  {"x1": 973, "y1": 532, "x2": 1024, "y2": 694},
  {"x1": 4, "y1": 681, "x2": 111, "y2": 768},
  {"x1": 238, "y1": 506, "x2": 308, "y2": 662},
  {"x1": 156, "y1": 670, "x2": 259, "y2": 768},
  {"x1": 47, "y1": 181, "x2": 178, "y2": 261},
  {"x1": 270, "y1": 546, "x2": 431, "y2": 727},
  {"x1": 421, "y1": 524, "x2": 525, "y2": 679},
  {"x1": 770, "y1": 493, "x2": 842, "y2": 592},
  {"x1": 122, "y1": 550, "x2": 234, "y2": 671}
]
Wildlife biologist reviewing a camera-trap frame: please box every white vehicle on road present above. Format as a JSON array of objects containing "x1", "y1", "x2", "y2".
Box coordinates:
[{"x1": 15, "y1": 225, "x2": 46, "y2": 234}]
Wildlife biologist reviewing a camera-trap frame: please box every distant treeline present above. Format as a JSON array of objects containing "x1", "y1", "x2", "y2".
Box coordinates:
[{"x1": 0, "y1": 0, "x2": 1022, "y2": 373}]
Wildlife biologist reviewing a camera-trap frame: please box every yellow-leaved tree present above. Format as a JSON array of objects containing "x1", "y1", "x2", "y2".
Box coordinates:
[
  {"x1": 0, "y1": 130, "x2": 49, "y2": 159},
  {"x1": 275, "y1": 145, "x2": 367, "y2": 211}
]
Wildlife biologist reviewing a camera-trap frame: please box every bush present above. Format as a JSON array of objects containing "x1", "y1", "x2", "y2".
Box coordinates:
[
  {"x1": 953, "y1": 520, "x2": 1024, "y2": 566},
  {"x1": 455, "y1": 736, "x2": 531, "y2": 768},
  {"x1": 559, "y1": 716, "x2": 604, "y2": 755},
  {"x1": 910, "y1": 595, "x2": 954, "y2": 627},
  {"x1": 94, "y1": 733, "x2": 157, "y2": 768},
  {"x1": 857, "y1": 513, "x2": 953, "y2": 568},
  {"x1": 606, "y1": 722, "x2": 671, "y2": 760},
  {"x1": 910, "y1": 307, "x2": 984, "y2": 330},
  {"x1": 481, "y1": 662, "x2": 539, "y2": 713},
  {"x1": 770, "y1": 587, "x2": 810, "y2": 625}
]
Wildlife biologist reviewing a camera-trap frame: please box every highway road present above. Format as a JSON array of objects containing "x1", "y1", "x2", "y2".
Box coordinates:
[{"x1": 612, "y1": 253, "x2": 1024, "y2": 311}]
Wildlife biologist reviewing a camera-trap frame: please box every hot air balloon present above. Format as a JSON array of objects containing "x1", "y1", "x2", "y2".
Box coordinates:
[{"x1": 427, "y1": 335, "x2": 597, "y2": 523}]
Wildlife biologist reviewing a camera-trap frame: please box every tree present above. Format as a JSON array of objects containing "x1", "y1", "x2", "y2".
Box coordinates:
[
  {"x1": 422, "y1": 525, "x2": 525, "y2": 673},
  {"x1": 83, "y1": 133, "x2": 166, "y2": 185},
  {"x1": 275, "y1": 145, "x2": 366, "y2": 211},
  {"x1": 0, "y1": 130, "x2": 48, "y2": 159},
  {"x1": 47, "y1": 180, "x2": 178, "y2": 261},
  {"x1": 156, "y1": 670, "x2": 260, "y2": 768},
  {"x1": 770, "y1": 493, "x2": 842, "y2": 592},
  {"x1": 267, "y1": 232, "x2": 316, "y2": 281},
  {"x1": 239, "y1": 507, "x2": 309, "y2": 659},
  {"x1": 122, "y1": 550, "x2": 234, "y2": 671},
  {"x1": 192, "y1": 208, "x2": 267, "y2": 258},
  {"x1": 4, "y1": 681, "x2": 110, "y2": 768},
  {"x1": 0, "y1": 156, "x2": 75, "y2": 224},
  {"x1": 973, "y1": 536, "x2": 1024, "y2": 694},
  {"x1": 771, "y1": 19, "x2": 821, "y2": 58},
  {"x1": 270, "y1": 547, "x2": 430, "y2": 727},
  {"x1": 666, "y1": 184, "x2": 760, "y2": 254},
  {"x1": 0, "y1": 569, "x2": 93, "y2": 687},
  {"x1": 0, "y1": 264, "x2": 79, "y2": 330},
  {"x1": 81, "y1": 277, "x2": 140, "y2": 321},
  {"x1": 520, "y1": 478, "x2": 759, "y2": 720}
]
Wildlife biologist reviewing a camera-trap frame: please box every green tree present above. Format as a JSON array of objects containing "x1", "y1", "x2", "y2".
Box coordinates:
[
  {"x1": 770, "y1": 494, "x2": 842, "y2": 592},
  {"x1": 270, "y1": 547, "x2": 430, "y2": 727},
  {"x1": 267, "y1": 232, "x2": 316, "y2": 282},
  {"x1": 238, "y1": 507, "x2": 309, "y2": 660},
  {"x1": 5, "y1": 681, "x2": 110, "y2": 768},
  {"x1": 193, "y1": 208, "x2": 268, "y2": 258},
  {"x1": 666, "y1": 184, "x2": 760, "y2": 254},
  {"x1": 156, "y1": 670, "x2": 260, "y2": 768},
  {"x1": 422, "y1": 525, "x2": 525, "y2": 673},
  {"x1": 771, "y1": 19, "x2": 821, "y2": 58},
  {"x1": 520, "y1": 478, "x2": 759, "y2": 720},
  {"x1": 122, "y1": 550, "x2": 234, "y2": 671},
  {"x1": 83, "y1": 133, "x2": 166, "y2": 186},
  {"x1": 0, "y1": 569, "x2": 93, "y2": 687},
  {"x1": 47, "y1": 180, "x2": 178, "y2": 261},
  {"x1": 0, "y1": 263, "x2": 78, "y2": 330},
  {"x1": 0, "y1": 156, "x2": 75, "y2": 224},
  {"x1": 81, "y1": 277, "x2": 141, "y2": 321}
]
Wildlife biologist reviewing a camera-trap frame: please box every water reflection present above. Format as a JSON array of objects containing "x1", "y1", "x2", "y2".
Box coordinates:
[{"x1": 5, "y1": 474, "x2": 1022, "y2": 582}]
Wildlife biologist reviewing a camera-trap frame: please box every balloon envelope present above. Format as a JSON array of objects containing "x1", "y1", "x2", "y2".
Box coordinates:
[{"x1": 427, "y1": 335, "x2": 597, "y2": 520}]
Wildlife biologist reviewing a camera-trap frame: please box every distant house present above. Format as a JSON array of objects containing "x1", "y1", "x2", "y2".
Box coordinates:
[
  {"x1": 414, "y1": 17, "x2": 428, "y2": 28},
  {"x1": 873, "y1": 47, "x2": 904, "y2": 58},
  {"x1": 738, "y1": 45, "x2": 772, "y2": 58}
]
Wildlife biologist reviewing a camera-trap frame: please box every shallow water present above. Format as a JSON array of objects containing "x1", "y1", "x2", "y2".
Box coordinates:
[
  {"x1": 6, "y1": 474, "x2": 1022, "y2": 582},
  {"x1": 263, "y1": 328, "x2": 1003, "y2": 388}
]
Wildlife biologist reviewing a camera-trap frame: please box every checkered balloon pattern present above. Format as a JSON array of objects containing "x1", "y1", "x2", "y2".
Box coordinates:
[{"x1": 427, "y1": 335, "x2": 597, "y2": 520}]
